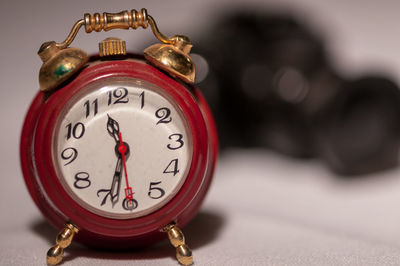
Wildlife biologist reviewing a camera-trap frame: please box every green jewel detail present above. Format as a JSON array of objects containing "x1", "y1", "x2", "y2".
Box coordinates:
[{"x1": 55, "y1": 64, "x2": 72, "y2": 77}]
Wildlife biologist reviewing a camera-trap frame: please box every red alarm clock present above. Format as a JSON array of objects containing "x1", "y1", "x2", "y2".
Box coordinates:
[{"x1": 20, "y1": 9, "x2": 218, "y2": 266}]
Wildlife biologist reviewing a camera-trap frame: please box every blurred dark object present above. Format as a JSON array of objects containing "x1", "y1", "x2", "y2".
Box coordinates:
[
  {"x1": 194, "y1": 11, "x2": 400, "y2": 175},
  {"x1": 316, "y1": 77, "x2": 400, "y2": 175},
  {"x1": 194, "y1": 12, "x2": 339, "y2": 156}
]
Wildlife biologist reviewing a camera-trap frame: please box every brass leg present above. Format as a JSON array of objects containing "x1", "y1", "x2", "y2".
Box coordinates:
[
  {"x1": 46, "y1": 222, "x2": 79, "y2": 266},
  {"x1": 163, "y1": 223, "x2": 193, "y2": 266}
]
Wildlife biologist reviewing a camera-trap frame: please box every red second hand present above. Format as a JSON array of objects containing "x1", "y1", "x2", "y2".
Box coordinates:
[{"x1": 118, "y1": 132, "x2": 133, "y2": 200}]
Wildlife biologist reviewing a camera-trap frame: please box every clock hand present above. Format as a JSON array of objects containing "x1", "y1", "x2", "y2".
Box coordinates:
[
  {"x1": 118, "y1": 132, "x2": 134, "y2": 205},
  {"x1": 97, "y1": 115, "x2": 127, "y2": 207},
  {"x1": 110, "y1": 156, "x2": 123, "y2": 205},
  {"x1": 107, "y1": 114, "x2": 120, "y2": 144},
  {"x1": 97, "y1": 155, "x2": 122, "y2": 207}
]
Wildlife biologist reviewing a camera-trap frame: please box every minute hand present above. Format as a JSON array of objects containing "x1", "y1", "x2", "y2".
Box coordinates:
[
  {"x1": 97, "y1": 115, "x2": 123, "y2": 207},
  {"x1": 97, "y1": 155, "x2": 122, "y2": 207}
]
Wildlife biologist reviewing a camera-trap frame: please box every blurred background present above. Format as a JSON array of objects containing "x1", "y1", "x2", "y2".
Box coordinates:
[{"x1": 2, "y1": 0, "x2": 400, "y2": 265}]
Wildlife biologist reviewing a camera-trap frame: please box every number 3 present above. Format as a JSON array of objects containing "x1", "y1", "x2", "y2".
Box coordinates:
[{"x1": 167, "y1": 133, "x2": 184, "y2": 150}]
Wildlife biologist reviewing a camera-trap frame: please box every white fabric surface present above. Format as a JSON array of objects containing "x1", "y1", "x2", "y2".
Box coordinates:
[
  {"x1": 3, "y1": 151, "x2": 400, "y2": 265},
  {"x1": 2, "y1": 0, "x2": 400, "y2": 265}
]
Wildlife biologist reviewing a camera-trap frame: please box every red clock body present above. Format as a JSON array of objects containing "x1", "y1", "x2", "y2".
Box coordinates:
[{"x1": 20, "y1": 56, "x2": 218, "y2": 248}]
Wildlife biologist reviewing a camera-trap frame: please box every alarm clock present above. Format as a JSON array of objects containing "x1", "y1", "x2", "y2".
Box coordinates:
[{"x1": 20, "y1": 8, "x2": 218, "y2": 266}]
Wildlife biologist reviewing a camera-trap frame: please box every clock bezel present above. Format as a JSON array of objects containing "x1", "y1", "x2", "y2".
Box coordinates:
[{"x1": 52, "y1": 76, "x2": 194, "y2": 219}]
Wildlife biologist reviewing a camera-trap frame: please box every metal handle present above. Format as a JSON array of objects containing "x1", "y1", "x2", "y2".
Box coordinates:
[
  {"x1": 54, "y1": 8, "x2": 175, "y2": 50},
  {"x1": 37, "y1": 8, "x2": 195, "y2": 92}
]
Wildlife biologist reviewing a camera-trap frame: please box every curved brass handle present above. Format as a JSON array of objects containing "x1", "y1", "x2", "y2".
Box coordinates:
[
  {"x1": 42, "y1": 8, "x2": 180, "y2": 52},
  {"x1": 37, "y1": 8, "x2": 195, "y2": 92}
]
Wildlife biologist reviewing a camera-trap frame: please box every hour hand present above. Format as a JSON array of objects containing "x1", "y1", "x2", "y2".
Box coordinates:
[{"x1": 107, "y1": 114, "x2": 120, "y2": 143}]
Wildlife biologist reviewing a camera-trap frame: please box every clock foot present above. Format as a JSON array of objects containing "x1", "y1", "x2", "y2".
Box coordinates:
[
  {"x1": 163, "y1": 223, "x2": 193, "y2": 266},
  {"x1": 46, "y1": 222, "x2": 79, "y2": 266}
]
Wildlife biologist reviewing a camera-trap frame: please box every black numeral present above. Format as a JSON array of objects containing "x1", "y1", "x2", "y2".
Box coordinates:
[
  {"x1": 167, "y1": 134, "x2": 184, "y2": 150},
  {"x1": 66, "y1": 122, "x2": 85, "y2": 140},
  {"x1": 148, "y1": 181, "x2": 165, "y2": 199},
  {"x1": 108, "y1": 87, "x2": 129, "y2": 105},
  {"x1": 155, "y1": 107, "x2": 172, "y2": 124},
  {"x1": 139, "y1": 91, "x2": 145, "y2": 109},
  {"x1": 163, "y1": 159, "x2": 179, "y2": 176},
  {"x1": 74, "y1": 172, "x2": 91, "y2": 189},
  {"x1": 122, "y1": 198, "x2": 138, "y2": 211},
  {"x1": 84, "y1": 98, "x2": 98, "y2": 118},
  {"x1": 61, "y1": 147, "x2": 78, "y2": 166}
]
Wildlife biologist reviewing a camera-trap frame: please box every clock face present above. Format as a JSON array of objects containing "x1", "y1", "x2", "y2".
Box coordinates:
[{"x1": 52, "y1": 77, "x2": 193, "y2": 219}]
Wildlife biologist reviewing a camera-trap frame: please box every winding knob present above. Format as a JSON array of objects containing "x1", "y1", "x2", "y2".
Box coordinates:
[{"x1": 99, "y1": 37, "x2": 126, "y2": 57}]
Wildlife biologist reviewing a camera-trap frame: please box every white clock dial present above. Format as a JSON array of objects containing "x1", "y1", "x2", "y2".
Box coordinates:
[{"x1": 52, "y1": 77, "x2": 193, "y2": 219}]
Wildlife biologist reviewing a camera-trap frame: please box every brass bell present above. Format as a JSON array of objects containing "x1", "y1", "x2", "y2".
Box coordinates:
[
  {"x1": 38, "y1": 41, "x2": 88, "y2": 92},
  {"x1": 144, "y1": 35, "x2": 195, "y2": 84}
]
